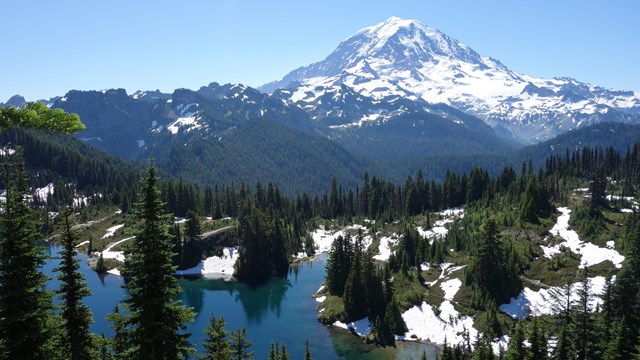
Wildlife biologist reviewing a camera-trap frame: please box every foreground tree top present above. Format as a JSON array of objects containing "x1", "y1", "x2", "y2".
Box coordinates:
[{"x1": 0, "y1": 101, "x2": 84, "y2": 133}]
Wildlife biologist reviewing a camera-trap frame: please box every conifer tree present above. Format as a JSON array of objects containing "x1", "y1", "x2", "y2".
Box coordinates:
[
  {"x1": 198, "y1": 314, "x2": 231, "y2": 360},
  {"x1": 304, "y1": 340, "x2": 313, "y2": 360},
  {"x1": 472, "y1": 336, "x2": 494, "y2": 360},
  {"x1": 109, "y1": 163, "x2": 194, "y2": 359},
  {"x1": 554, "y1": 326, "x2": 570, "y2": 360},
  {"x1": 325, "y1": 235, "x2": 354, "y2": 295},
  {"x1": 183, "y1": 210, "x2": 202, "y2": 267},
  {"x1": 230, "y1": 327, "x2": 253, "y2": 360},
  {"x1": 465, "y1": 218, "x2": 520, "y2": 307},
  {"x1": 529, "y1": 317, "x2": 547, "y2": 360},
  {"x1": 268, "y1": 342, "x2": 279, "y2": 360},
  {"x1": 571, "y1": 268, "x2": 594, "y2": 360},
  {"x1": 603, "y1": 317, "x2": 634, "y2": 360},
  {"x1": 343, "y1": 249, "x2": 367, "y2": 321},
  {"x1": 504, "y1": 320, "x2": 526, "y2": 360},
  {"x1": 96, "y1": 252, "x2": 107, "y2": 273},
  {"x1": 279, "y1": 344, "x2": 290, "y2": 360},
  {"x1": 0, "y1": 153, "x2": 55, "y2": 360},
  {"x1": 55, "y1": 208, "x2": 94, "y2": 360}
]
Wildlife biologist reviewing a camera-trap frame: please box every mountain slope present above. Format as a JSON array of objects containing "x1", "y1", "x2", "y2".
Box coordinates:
[
  {"x1": 261, "y1": 17, "x2": 640, "y2": 143},
  {"x1": 144, "y1": 119, "x2": 372, "y2": 195},
  {"x1": 514, "y1": 122, "x2": 640, "y2": 167}
]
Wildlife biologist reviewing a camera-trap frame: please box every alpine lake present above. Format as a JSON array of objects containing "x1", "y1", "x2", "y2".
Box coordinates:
[{"x1": 44, "y1": 244, "x2": 439, "y2": 360}]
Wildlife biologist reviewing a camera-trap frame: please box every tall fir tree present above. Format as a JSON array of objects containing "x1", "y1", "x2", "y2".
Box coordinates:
[
  {"x1": 304, "y1": 340, "x2": 313, "y2": 360},
  {"x1": 55, "y1": 208, "x2": 94, "y2": 360},
  {"x1": 529, "y1": 317, "x2": 548, "y2": 360},
  {"x1": 109, "y1": 163, "x2": 194, "y2": 359},
  {"x1": 504, "y1": 320, "x2": 525, "y2": 360},
  {"x1": 183, "y1": 210, "x2": 202, "y2": 267},
  {"x1": 0, "y1": 152, "x2": 55, "y2": 360},
  {"x1": 198, "y1": 314, "x2": 231, "y2": 360},
  {"x1": 230, "y1": 327, "x2": 253, "y2": 360}
]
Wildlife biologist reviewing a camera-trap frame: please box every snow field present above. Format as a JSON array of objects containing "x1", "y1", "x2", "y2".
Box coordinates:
[
  {"x1": 101, "y1": 236, "x2": 134, "y2": 263},
  {"x1": 333, "y1": 318, "x2": 373, "y2": 336},
  {"x1": 174, "y1": 247, "x2": 239, "y2": 280},
  {"x1": 499, "y1": 276, "x2": 611, "y2": 319},
  {"x1": 398, "y1": 262, "x2": 477, "y2": 346},
  {"x1": 102, "y1": 224, "x2": 125, "y2": 239},
  {"x1": 310, "y1": 224, "x2": 371, "y2": 254},
  {"x1": 416, "y1": 208, "x2": 464, "y2": 243},
  {"x1": 372, "y1": 235, "x2": 399, "y2": 261},
  {"x1": 540, "y1": 207, "x2": 624, "y2": 268},
  {"x1": 35, "y1": 183, "x2": 54, "y2": 202}
]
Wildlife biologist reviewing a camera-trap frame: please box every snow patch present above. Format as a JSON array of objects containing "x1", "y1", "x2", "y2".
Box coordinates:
[
  {"x1": 402, "y1": 301, "x2": 478, "y2": 346},
  {"x1": 102, "y1": 224, "x2": 124, "y2": 239},
  {"x1": 0, "y1": 147, "x2": 16, "y2": 156},
  {"x1": 310, "y1": 224, "x2": 369, "y2": 254},
  {"x1": 540, "y1": 207, "x2": 624, "y2": 268},
  {"x1": 499, "y1": 276, "x2": 611, "y2": 319},
  {"x1": 174, "y1": 247, "x2": 239, "y2": 280},
  {"x1": 101, "y1": 237, "x2": 134, "y2": 263},
  {"x1": 333, "y1": 318, "x2": 373, "y2": 336},
  {"x1": 35, "y1": 183, "x2": 54, "y2": 202},
  {"x1": 167, "y1": 115, "x2": 202, "y2": 134},
  {"x1": 416, "y1": 208, "x2": 464, "y2": 243},
  {"x1": 372, "y1": 235, "x2": 399, "y2": 261},
  {"x1": 441, "y1": 278, "x2": 462, "y2": 301},
  {"x1": 107, "y1": 268, "x2": 121, "y2": 276}
]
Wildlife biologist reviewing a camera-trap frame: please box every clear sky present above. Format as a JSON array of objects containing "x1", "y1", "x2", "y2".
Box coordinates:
[{"x1": 1, "y1": 0, "x2": 638, "y2": 101}]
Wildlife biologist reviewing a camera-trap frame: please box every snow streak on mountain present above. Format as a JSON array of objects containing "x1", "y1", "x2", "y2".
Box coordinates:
[{"x1": 261, "y1": 16, "x2": 640, "y2": 143}]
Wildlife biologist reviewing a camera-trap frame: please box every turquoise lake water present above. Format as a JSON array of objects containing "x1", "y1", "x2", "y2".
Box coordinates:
[{"x1": 43, "y1": 244, "x2": 439, "y2": 359}]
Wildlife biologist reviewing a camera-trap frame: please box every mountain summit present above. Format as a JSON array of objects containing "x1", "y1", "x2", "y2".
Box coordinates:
[{"x1": 261, "y1": 17, "x2": 640, "y2": 143}]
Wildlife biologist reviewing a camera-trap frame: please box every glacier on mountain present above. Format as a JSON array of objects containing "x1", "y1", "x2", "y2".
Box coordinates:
[{"x1": 262, "y1": 17, "x2": 640, "y2": 143}]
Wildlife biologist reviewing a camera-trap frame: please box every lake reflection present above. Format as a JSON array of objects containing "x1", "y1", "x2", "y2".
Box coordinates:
[{"x1": 44, "y1": 245, "x2": 439, "y2": 359}]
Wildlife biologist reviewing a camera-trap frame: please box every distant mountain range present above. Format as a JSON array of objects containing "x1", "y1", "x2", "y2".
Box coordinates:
[
  {"x1": 2, "y1": 17, "x2": 639, "y2": 193},
  {"x1": 261, "y1": 16, "x2": 640, "y2": 143}
]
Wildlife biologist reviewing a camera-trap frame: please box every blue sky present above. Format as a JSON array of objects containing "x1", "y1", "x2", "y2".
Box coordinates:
[{"x1": 1, "y1": 0, "x2": 638, "y2": 101}]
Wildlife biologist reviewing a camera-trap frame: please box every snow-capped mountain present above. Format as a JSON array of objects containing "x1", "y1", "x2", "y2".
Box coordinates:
[{"x1": 261, "y1": 16, "x2": 640, "y2": 143}]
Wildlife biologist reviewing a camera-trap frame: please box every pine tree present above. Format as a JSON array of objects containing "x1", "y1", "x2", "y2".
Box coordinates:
[
  {"x1": 55, "y1": 208, "x2": 94, "y2": 360},
  {"x1": 554, "y1": 326, "x2": 570, "y2": 360},
  {"x1": 183, "y1": 210, "x2": 202, "y2": 267},
  {"x1": 529, "y1": 317, "x2": 547, "y2": 360},
  {"x1": 571, "y1": 268, "x2": 594, "y2": 360},
  {"x1": 472, "y1": 336, "x2": 494, "y2": 360},
  {"x1": 343, "y1": 250, "x2": 367, "y2": 321},
  {"x1": 604, "y1": 317, "x2": 634, "y2": 360},
  {"x1": 0, "y1": 153, "x2": 55, "y2": 360},
  {"x1": 230, "y1": 327, "x2": 253, "y2": 360},
  {"x1": 504, "y1": 320, "x2": 526, "y2": 360},
  {"x1": 465, "y1": 218, "x2": 520, "y2": 307},
  {"x1": 110, "y1": 304, "x2": 131, "y2": 357},
  {"x1": 325, "y1": 235, "x2": 354, "y2": 295},
  {"x1": 109, "y1": 164, "x2": 194, "y2": 359},
  {"x1": 96, "y1": 252, "x2": 107, "y2": 273},
  {"x1": 268, "y1": 342, "x2": 279, "y2": 360},
  {"x1": 304, "y1": 340, "x2": 313, "y2": 360},
  {"x1": 198, "y1": 314, "x2": 231, "y2": 360},
  {"x1": 279, "y1": 344, "x2": 290, "y2": 360},
  {"x1": 88, "y1": 234, "x2": 94, "y2": 254}
]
